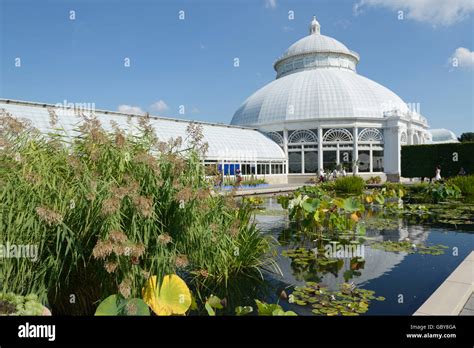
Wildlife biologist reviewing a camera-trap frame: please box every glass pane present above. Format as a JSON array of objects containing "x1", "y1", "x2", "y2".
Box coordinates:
[
  {"x1": 323, "y1": 151, "x2": 337, "y2": 171},
  {"x1": 373, "y1": 150, "x2": 384, "y2": 172},
  {"x1": 358, "y1": 151, "x2": 370, "y2": 172},
  {"x1": 304, "y1": 151, "x2": 318, "y2": 173},
  {"x1": 289, "y1": 152, "x2": 302, "y2": 173},
  {"x1": 339, "y1": 150, "x2": 352, "y2": 172}
]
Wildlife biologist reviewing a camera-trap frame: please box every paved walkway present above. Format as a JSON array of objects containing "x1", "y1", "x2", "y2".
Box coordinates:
[
  {"x1": 230, "y1": 183, "x2": 306, "y2": 196},
  {"x1": 460, "y1": 293, "x2": 474, "y2": 316}
]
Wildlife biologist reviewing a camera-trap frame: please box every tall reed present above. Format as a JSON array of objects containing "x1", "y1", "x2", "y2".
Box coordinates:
[{"x1": 0, "y1": 111, "x2": 278, "y2": 314}]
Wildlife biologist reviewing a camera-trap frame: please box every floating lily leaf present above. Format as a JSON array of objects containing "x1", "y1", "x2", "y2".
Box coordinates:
[
  {"x1": 337, "y1": 197, "x2": 363, "y2": 213},
  {"x1": 255, "y1": 300, "x2": 297, "y2": 316},
  {"x1": 370, "y1": 241, "x2": 448, "y2": 255},
  {"x1": 235, "y1": 306, "x2": 253, "y2": 316},
  {"x1": 142, "y1": 274, "x2": 192, "y2": 316},
  {"x1": 290, "y1": 282, "x2": 384, "y2": 316},
  {"x1": 95, "y1": 295, "x2": 150, "y2": 316}
]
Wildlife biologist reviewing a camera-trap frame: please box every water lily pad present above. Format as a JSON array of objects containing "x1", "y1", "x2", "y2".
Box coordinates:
[{"x1": 142, "y1": 274, "x2": 192, "y2": 316}]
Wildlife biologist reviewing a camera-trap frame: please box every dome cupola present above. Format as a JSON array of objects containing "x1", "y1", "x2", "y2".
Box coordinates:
[
  {"x1": 309, "y1": 15, "x2": 320, "y2": 35},
  {"x1": 274, "y1": 16, "x2": 360, "y2": 78},
  {"x1": 231, "y1": 16, "x2": 424, "y2": 129}
]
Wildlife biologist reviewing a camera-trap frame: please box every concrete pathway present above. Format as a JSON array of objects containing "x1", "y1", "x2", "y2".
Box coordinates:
[
  {"x1": 230, "y1": 183, "x2": 307, "y2": 196},
  {"x1": 459, "y1": 293, "x2": 474, "y2": 316}
]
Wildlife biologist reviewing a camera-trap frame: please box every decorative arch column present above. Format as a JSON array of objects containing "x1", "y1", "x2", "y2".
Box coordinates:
[
  {"x1": 383, "y1": 124, "x2": 401, "y2": 181},
  {"x1": 283, "y1": 128, "x2": 289, "y2": 174},
  {"x1": 318, "y1": 127, "x2": 323, "y2": 174},
  {"x1": 353, "y1": 126, "x2": 359, "y2": 174}
]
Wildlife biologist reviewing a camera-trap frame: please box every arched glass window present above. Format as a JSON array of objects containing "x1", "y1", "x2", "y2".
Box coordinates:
[
  {"x1": 358, "y1": 128, "x2": 383, "y2": 142},
  {"x1": 323, "y1": 128, "x2": 353, "y2": 142},
  {"x1": 288, "y1": 129, "x2": 318, "y2": 144}
]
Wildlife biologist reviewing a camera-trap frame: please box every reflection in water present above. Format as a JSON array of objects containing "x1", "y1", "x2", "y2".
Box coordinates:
[
  {"x1": 254, "y1": 196, "x2": 474, "y2": 315},
  {"x1": 255, "y1": 197, "x2": 432, "y2": 288}
]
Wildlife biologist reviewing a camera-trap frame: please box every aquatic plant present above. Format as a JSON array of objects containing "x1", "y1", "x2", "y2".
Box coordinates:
[
  {"x1": 142, "y1": 274, "x2": 192, "y2": 316},
  {"x1": 254, "y1": 299, "x2": 297, "y2": 316},
  {"x1": 333, "y1": 176, "x2": 365, "y2": 194},
  {"x1": 370, "y1": 240, "x2": 448, "y2": 255},
  {"x1": 290, "y1": 282, "x2": 384, "y2": 316},
  {"x1": 282, "y1": 241, "x2": 365, "y2": 283},
  {"x1": 242, "y1": 196, "x2": 265, "y2": 210},
  {"x1": 446, "y1": 175, "x2": 474, "y2": 197},
  {"x1": 94, "y1": 295, "x2": 150, "y2": 316},
  {"x1": 423, "y1": 183, "x2": 462, "y2": 203}
]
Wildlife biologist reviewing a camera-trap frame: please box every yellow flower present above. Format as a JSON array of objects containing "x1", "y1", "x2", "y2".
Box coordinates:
[{"x1": 350, "y1": 213, "x2": 359, "y2": 222}]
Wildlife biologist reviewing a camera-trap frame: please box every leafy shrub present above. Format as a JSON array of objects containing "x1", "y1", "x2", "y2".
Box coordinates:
[
  {"x1": 382, "y1": 182, "x2": 405, "y2": 192},
  {"x1": 222, "y1": 175, "x2": 266, "y2": 187},
  {"x1": 406, "y1": 182, "x2": 429, "y2": 194},
  {"x1": 297, "y1": 185, "x2": 328, "y2": 198},
  {"x1": 366, "y1": 176, "x2": 382, "y2": 184},
  {"x1": 446, "y1": 175, "x2": 474, "y2": 196},
  {"x1": 0, "y1": 293, "x2": 45, "y2": 316},
  {"x1": 0, "y1": 112, "x2": 277, "y2": 314},
  {"x1": 333, "y1": 176, "x2": 365, "y2": 194},
  {"x1": 423, "y1": 183, "x2": 462, "y2": 203}
]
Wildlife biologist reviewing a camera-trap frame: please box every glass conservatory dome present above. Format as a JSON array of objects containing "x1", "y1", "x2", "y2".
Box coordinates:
[
  {"x1": 231, "y1": 16, "x2": 414, "y2": 127},
  {"x1": 428, "y1": 129, "x2": 459, "y2": 143}
]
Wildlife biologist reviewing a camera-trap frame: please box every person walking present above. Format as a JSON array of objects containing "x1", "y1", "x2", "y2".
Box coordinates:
[
  {"x1": 235, "y1": 169, "x2": 243, "y2": 188},
  {"x1": 434, "y1": 165, "x2": 442, "y2": 182},
  {"x1": 319, "y1": 169, "x2": 326, "y2": 183}
]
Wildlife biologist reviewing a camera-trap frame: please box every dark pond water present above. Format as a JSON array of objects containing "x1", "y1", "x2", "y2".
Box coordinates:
[{"x1": 254, "y1": 196, "x2": 474, "y2": 315}]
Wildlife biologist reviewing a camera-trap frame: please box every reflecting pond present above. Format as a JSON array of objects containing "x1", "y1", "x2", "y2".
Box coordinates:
[{"x1": 254, "y1": 196, "x2": 474, "y2": 315}]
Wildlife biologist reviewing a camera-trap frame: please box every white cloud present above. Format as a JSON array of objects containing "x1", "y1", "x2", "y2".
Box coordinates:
[
  {"x1": 449, "y1": 47, "x2": 474, "y2": 69},
  {"x1": 264, "y1": 0, "x2": 277, "y2": 9},
  {"x1": 117, "y1": 104, "x2": 144, "y2": 115},
  {"x1": 150, "y1": 100, "x2": 169, "y2": 113},
  {"x1": 333, "y1": 19, "x2": 351, "y2": 29},
  {"x1": 354, "y1": 0, "x2": 474, "y2": 26}
]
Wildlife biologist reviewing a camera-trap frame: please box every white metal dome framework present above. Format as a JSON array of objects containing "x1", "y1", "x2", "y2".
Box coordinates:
[{"x1": 231, "y1": 16, "x2": 432, "y2": 179}]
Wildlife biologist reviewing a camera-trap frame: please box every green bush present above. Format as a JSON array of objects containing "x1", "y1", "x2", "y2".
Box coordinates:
[
  {"x1": 406, "y1": 182, "x2": 429, "y2": 194},
  {"x1": 366, "y1": 176, "x2": 382, "y2": 184},
  {"x1": 423, "y1": 183, "x2": 462, "y2": 203},
  {"x1": 401, "y1": 142, "x2": 474, "y2": 178},
  {"x1": 446, "y1": 175, "x2": 474, "y2": 196},
  {"x1": 333, "y1": 176, "x2": 365, "y2": 194},
  {"x1": 223, "y1": 175, "x2": 266, "y2": 187},
  {"x1": 0, "y1": 113, "x2": 277, "y2": 314}
]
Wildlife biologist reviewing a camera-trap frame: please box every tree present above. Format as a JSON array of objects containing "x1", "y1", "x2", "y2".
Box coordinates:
[{"x1": 458, "y1": 132, "x2": 474, "y2": 142}]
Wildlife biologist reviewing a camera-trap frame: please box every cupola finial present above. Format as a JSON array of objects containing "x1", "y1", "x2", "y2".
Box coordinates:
[{"x1": 309, "y1": 15, "x2": 320, "y2": 35}]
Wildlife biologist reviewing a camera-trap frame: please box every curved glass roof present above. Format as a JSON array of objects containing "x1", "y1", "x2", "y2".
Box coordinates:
[
  {"x1": 232, "y1": 16, "x2": 425, "y2": 128},
  {"x1": 428, "y1": 128, "x2": 459, "y2": 143},
  {"x1": 0, "y1": 100, "x2": 286, "y2": 161},
  {"x1": 231, "y1": 69, "x2": 409, "y2": 126},
  {"x1": 275, "y1": 34, "x2": 358, "y2": 65}
]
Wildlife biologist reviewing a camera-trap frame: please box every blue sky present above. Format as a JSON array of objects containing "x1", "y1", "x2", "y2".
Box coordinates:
[{"x1": 1, "y1": 0, "x2": 473, "y2": 135}]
